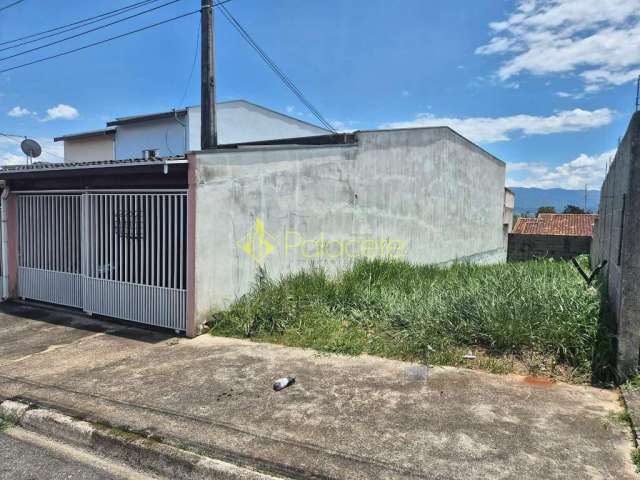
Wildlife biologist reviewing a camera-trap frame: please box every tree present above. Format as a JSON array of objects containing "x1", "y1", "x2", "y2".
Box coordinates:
[
  {"x1": 563, "y1": 205, "x2": 586, "y2": 214},
  {"x1": 537, "y1": 206, "x2": 556, "y2": 214}
]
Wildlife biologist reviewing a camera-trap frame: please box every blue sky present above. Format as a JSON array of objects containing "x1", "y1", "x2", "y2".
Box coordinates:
[{"x1": 0, "y1": 0, "x2": 638, "y2": 189}]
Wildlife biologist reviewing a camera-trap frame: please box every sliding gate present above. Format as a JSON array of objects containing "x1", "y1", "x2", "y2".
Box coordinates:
[{"x1": 16, "y1": 191, "x2": 187, "y2": 331}]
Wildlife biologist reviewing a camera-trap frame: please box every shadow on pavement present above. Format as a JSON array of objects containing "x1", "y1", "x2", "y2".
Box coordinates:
[{"x1": 0, "y1": 300, "x2": 175, "y2": 344}]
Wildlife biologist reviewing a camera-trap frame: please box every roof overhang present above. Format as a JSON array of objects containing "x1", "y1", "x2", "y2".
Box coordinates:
[
  {"x1": 107, "y1": 109, "x2": 187, "y2": 127},
  {"x1": 53, "y1": 127, "x2": 116, "y2": 142},
  {"x1": 213, "y1": 132, "x2": 357, "y2": 150}
]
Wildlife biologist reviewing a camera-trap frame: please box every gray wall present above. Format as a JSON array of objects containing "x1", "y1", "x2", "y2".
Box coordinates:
[
  {"x1": 508, "y1": 234, "x2": 591, "y2": 261},
  {"x1": 192, "y1": 127, "x2": 506, "y2": 321},
  {"x1": 592, "y1": 112, "x2": 640, "y2": 380}
]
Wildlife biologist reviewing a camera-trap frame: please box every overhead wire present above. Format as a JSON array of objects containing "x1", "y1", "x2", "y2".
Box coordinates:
[
  {"x1": 0, "y1": 0, "x2": 187, "y2": 61},
  {"x1": 178, "y1": 20, "x2": 200, "y2": 106},
  {"x1": 0, "y1": 0, "x2": 24, "y2": 13},
  {"x1": 0, "y1": 0, "x2": 161, "y2": 46},
  {"x1": 0, "y1": 0, "x2": 165, "y2": 52},
  {"x1": 0, "y1": 0, "x2": 234, "y2": 74},
  {"x1": 0, "y1": 132, "x2": 64, "y2": 160},
  {"x1": 219, "y1": 4, "x2": 336, "y2": 132},
  {"x1": 0, "y1": 0, "x2": 335, "y2": 136}
]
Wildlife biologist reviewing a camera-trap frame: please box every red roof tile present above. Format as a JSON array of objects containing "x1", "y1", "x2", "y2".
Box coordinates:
[{"x1": 512, "y1": 214, "x2": 597, "y2": 236}]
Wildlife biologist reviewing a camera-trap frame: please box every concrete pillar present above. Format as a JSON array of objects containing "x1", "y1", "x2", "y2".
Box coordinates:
[
  {"x1": 6, "y1": 194, "x2": 17, "y2": 298},
  {"x1": 185, "y1": 154, "x2": 198, "y2": 337}
]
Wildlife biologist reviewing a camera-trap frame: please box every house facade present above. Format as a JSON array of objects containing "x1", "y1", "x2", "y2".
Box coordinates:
[
  {"x1": 2, "y1": 124, "x2": 509, "y2": 337},
  {"x1": 507, "y1": 213, "x2": 597, "y2": 261},
  {"x1": 54, "y1": 100, "x2": 330, "y2": 163}
]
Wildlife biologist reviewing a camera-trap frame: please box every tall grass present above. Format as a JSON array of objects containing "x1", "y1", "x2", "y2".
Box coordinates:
[{"x1": 210, "y1": 258, "x2": 607, "y2": 382}]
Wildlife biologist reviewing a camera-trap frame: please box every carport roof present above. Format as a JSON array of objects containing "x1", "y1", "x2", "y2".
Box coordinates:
[{"x1": 0, "y1": 156, "x2": 187, "y2": 175}]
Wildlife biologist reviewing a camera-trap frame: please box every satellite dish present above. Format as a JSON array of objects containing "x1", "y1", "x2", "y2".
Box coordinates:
[{"x1": 21, "y1": 138, "x2": 41, "y2": 160}]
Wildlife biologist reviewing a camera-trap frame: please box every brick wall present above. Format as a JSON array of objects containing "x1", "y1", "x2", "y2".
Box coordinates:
[{"x1": 507, "y1": 234, "x2": 591, "y2": 262}]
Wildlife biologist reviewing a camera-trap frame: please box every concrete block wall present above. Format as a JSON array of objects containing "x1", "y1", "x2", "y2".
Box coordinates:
[
  {"x1": 507, "y1": 234, "x2": 591, "y2": 261},
  {"x1": 592, "y1": 112, "x2": 640, "y2": 380},
  {"x1": 191, "y1": 127, "x2": 506, "y2": 323}
]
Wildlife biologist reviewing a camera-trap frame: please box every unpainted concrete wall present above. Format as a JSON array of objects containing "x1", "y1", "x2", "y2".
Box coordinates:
[
  {"x1": 507, "y1": 234, "x2": 591, "y2": 261},
  {"x1": 191, "y1": 127, "x2": 506, "y2": 321},
  {"x1": 592, "y1": 112, "x2": 640, "y2": 380}
]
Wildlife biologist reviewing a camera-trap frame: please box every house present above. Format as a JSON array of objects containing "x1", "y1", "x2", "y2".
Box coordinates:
[
  {"x1": 54, "y1": 100, "x2": 330, "y2": 163},
  {"x1": 0, "y1": 122, "x2": 509, "y2": 338},
  {"x1": 507, "y1": 213, "x2": 597, "y2": 261}
]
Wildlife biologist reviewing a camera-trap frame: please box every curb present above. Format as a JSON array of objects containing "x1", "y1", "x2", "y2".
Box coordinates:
[
  {"x1": 621, "y1": 384, "x2": 640, "y2": 446},
  {"x1": 0, "y1": 399, "x2": 284, "y2": 480}
]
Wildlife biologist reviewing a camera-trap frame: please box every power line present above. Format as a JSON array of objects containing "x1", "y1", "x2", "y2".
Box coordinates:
[
  {"x1": 0, "y1": 0, "x2": 234, "y2": 74},
  {"x1": 0, "y1": 0, "x2": 24, "y2": 13},
  {"x1": 0, "y1": 132, "x2": 25, "y2": 139},
  {"x1": 0, "y1": 0, "x2": 187, "y2": 61},
  {"x1": 219, "y1": 5, "x2": 336, "y2": 132},
  {"x1": 0, "y1": 0, "x2": 160, "y2": 46},
  {"x1": 0, "y1": 10, "x2": 196, "y2": 73},
  {"x1": 178, "y1": 20, "x2": 200, "y2": 106},
  {"x1": 0, "y1": 132, "x2": 64, "y2": 160},
  {"x1": 0, "y1": 0, "x2": 164, "y2": 52}
]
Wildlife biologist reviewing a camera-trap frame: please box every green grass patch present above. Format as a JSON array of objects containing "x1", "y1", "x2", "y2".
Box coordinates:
[
  {"x1": 632, "y1": 448, "x2": 640, "y2": 473},
  {"x1": 0, "y1": 419, "x2": 10, "y2": 432},
  {"x1": 210, "y1": 257, "x2": 610, "y2": 383}
]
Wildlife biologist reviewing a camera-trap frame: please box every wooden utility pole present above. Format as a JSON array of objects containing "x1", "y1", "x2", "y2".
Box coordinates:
[{"x1": 201, "y1": 0, "x2": 217, "y2": 149}]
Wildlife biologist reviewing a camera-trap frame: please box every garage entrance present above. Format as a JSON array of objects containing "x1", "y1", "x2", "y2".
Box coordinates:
[{"x1": 16, "y1": 191, "x2": 187, "y2": 331}]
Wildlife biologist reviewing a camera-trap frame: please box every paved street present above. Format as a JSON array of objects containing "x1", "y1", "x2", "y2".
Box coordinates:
[
  {"x1": 0, "y1": 425, "x2": 156, "y2": 480},
  {"x1": 0, "y1": 301, "x2": 635, "y2": 479}
]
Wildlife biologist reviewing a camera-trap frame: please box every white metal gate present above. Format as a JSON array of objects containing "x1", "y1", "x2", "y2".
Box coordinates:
[{"x1": 16, "y1": 191, "x2": 187, "y2": 331}]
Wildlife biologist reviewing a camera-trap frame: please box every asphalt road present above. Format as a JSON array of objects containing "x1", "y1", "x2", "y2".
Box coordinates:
[{"x1": 0, "y1": 425, "x2": 157, "y2": 480}]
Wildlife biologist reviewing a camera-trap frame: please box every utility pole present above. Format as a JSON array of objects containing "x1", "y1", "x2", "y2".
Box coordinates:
[
  {"x1": 201, "y1": 0, "x2": 217, "y2": 149},
  {"x1": 636, "y1": 75, "x2": 640, "y2": 112},
  {"x1": 584, "y1": 184, "x2": 587, "y2": 212}
]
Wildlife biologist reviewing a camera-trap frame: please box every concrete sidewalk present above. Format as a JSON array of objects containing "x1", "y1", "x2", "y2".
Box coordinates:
[{"x1": 0, "y1": 302, "x2": 635, "y2": 479}]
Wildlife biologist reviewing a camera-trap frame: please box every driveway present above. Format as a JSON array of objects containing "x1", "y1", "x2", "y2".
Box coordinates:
[{"x1": 0, "y1": 302, "x2": 635, "y2": 479}]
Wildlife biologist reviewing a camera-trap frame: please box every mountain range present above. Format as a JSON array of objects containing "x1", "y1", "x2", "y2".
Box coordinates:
[{"x1": 509, "y1": 187, "x2": 600, "y2": 215}]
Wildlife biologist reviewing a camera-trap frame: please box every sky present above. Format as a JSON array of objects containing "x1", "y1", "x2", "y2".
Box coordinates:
[{"x1": 0, "y1": 0, "x2": 638, "y2": 190}]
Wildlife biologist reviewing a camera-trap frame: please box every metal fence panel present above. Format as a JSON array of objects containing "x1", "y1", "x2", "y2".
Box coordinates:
[{"x1": 15, "y1": 192, "x2": 187, "y2": 331}]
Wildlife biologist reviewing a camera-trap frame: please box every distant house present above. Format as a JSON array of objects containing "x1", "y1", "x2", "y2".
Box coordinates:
[
  {"x1": 503, "y1": 187, "x2": 515, "y2": 248},
  {"x1": 54, "y1": 100, "x2": 330, "y2": 163},
  {"x1": 507, "y1": 213, "x2": 597, "y2": 261}
]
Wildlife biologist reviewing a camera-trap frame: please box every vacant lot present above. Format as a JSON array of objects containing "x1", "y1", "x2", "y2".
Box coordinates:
[{"x1": 210, "y1": 258, "x2": 611, "y2": 383}]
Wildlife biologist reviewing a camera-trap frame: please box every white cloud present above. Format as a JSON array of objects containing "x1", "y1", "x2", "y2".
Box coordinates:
[
  {"x1": 476, "y1": 0, "x2": 640, "y2": 92},
  {"x1": 42, "y1": 103, "x2": 79, "y2": 121},
  {"x1": 7, "y1": 106, "x2": 31, "y2": 117},
  {"x1": 507, "y1": 148, "x2": 617, "y2": 189},
  {"x1": 380, "y1": 108, "x2": 614, "y2": 143},
  {"x1": 0, "y1": 135, "x2": 64, "y2": 165}
]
